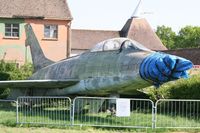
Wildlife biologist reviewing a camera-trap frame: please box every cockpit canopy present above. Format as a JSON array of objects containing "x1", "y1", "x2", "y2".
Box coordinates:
[{"x1": 90, "y1": 38, "x2": 151, "y2": 52}]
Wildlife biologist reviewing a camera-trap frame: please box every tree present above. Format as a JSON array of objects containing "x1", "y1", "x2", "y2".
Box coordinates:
[
  {"x1": 0, "y1": 60, "x2": 33, "y2": 98},
  {"x1": 156, "y1": 25, "x2": 176, "y2": 49},
  {"x1": 175, "y1": 26, "x2": 200, "y2": 49}
]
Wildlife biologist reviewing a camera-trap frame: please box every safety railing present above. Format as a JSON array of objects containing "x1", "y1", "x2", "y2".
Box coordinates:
[
  {"x1": 1, "y1": 97, "x2": 200, "y2": 129},
  {"x1": 17, "y1": 96, "x2": 71, "y2": 126},
  {"x1": 72, "y1": 97, "x2": 154, "y2": 128},
  {"x1": 155, "y1": 99, "x2": 200, "y2": 128}
]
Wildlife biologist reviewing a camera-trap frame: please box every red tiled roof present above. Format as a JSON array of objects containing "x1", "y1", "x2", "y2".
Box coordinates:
[
  {"x1": 121, "y1": 18, "x2": 167, "y2": 51},
  {"x1": 0, "y1": 0, "x2": 72, "y2": 20},
  {"x1": 72, "y1": 18, "x2": 167, "y2": 51},
  {"x1": 71, "y1": 29, "x2": 120, "y2": 49}
]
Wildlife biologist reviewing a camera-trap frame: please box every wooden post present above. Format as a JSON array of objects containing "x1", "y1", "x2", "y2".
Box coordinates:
[{"x1": 66, "y1": 22, "x2": 71, "y2": 58}]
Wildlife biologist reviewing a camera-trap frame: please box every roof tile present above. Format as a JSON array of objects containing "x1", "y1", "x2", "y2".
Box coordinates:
[
  {"x1": 0, "y1": 0, "x2": 72, "y2": 20},
  {"x1": 71, "y1": 29, "x2": 120, "y2": 49}
]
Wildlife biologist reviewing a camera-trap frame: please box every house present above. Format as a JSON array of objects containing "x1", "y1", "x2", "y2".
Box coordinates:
[{"x1": 0, "y1": 0, "x2": 72, "y2": 64}]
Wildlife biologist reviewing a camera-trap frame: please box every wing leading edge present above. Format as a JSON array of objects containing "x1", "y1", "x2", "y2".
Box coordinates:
[{"x1": 0, "y1": 79, "x2": 79, "y2": 89}]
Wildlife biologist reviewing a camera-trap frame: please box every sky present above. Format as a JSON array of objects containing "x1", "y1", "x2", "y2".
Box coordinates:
[{"x1": 67, "y1": 0, "x2": 200, "y2": 32}]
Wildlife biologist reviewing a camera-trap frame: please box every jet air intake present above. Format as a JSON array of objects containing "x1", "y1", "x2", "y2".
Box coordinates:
[{"x1": 139, "y1": 52, "x2": 193, "y2": 87}]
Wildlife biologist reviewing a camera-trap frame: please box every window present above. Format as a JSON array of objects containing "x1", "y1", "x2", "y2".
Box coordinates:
[
  {"x1": 103, "y1": 40, "x2": 120, "y2": 51},
  {"x1": 44, "y1": 25, "x2": 58, "y2": 39},
  {"x1": 90, "y1": 39, "x2": 121, "y2": 52},
  {"x1": 121, "y1": 40, "x2": 139, "y2": 50},
  {"x1": 90, "y1": 38, "x2": 151, "y2": 52},
  {"x1": 5, "y1": 23, "x2": 19, "y2": 37},
  {"x1": 120, "y1": 40, "x2": 150, "y2": 51},
  {"x1": 90, "y1": 43, "x2": 103, "y2": 52}
]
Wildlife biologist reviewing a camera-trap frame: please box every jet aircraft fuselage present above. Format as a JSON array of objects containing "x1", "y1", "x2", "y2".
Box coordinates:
[{"x1": 30, "y1": 38, "x2": 152, "y2": 96}]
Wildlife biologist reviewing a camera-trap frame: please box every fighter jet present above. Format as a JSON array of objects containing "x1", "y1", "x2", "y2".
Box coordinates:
[{"x1": 0, "y1": 24, "x2": 193, "y2": 98}]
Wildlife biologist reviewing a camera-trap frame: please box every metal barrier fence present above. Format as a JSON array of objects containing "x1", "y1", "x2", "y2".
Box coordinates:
[
  {"x1": 17, "y1": 97, "x2": 71, "y2": 126},
  {"x1": 155, "y1": 99, "x2": 200, "y2": 128},
  {"x1": 1, "y1": 97, "x2": 200, "y2": 129},
  {"x1": 0, "y1": 99, "x2": 17, "y2": 125},
  {"x1": 72, "y1": 97, "x2": 154, "y2": 128}
]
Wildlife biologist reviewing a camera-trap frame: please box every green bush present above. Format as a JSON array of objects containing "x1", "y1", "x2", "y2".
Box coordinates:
[
  {"x1": 144, "y1": 75, "x2": 200, "y2": 101},
  {"x1": 0, "y1": 60, "x2": 33, "y2": 98}
]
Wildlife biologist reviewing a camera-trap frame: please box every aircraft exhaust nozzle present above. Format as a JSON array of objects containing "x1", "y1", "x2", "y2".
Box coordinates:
[{"x1": 139, "y1": 52, "x2": 193, "y2": 87}]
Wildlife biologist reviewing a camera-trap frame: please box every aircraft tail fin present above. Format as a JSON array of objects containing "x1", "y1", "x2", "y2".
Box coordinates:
[{"x1": 25, "y1": 24, "x2": 54, "y2": 71}]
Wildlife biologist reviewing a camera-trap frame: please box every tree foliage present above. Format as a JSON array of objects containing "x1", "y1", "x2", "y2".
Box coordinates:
[
  {"x1": 156, "y1": 25, "x2": 176, "y2": 49},
  {"x1": 156, "y1": 25, "x2": 200, "y2": 49},
  {"x1": 0, "y1": 60, "x2": 33, "y2": 98},
  {"x1": 176, "y1": 26, "x2": 200, "y2": 48}
]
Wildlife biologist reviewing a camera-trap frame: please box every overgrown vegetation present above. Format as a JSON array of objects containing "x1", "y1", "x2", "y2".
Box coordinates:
[
  {"x1": 0, "y1": 60, "x2": 33, "y2": 98},
  {"x1": 143, "y1": 74, "x2": 200, "y2": 101}
]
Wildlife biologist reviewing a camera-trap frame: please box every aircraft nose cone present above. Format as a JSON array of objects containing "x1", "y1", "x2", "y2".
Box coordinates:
[{"x1": 139, "y1": 52, "x2": 193, "y2": 86}]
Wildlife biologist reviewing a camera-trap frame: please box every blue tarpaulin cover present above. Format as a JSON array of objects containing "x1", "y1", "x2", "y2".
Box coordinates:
[{"x1": 139, "y1": 52, "x2": 193, "y2": 87}]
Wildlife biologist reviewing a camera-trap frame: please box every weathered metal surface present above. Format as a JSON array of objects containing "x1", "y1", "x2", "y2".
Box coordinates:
[
  {"x1": 27, "y1": 37, "x2": 153, "y2": 96},
  {"x1": 25, "y1": 24, "x2": 54, "y2": 71},
  {"x1": 0, "y1": 79, "x2": 79, "y2": 89}
]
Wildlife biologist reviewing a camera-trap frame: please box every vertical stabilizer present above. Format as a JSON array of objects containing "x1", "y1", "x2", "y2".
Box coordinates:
[{"x1": 25, "y1": 24, "x2": 54, "y2": 71}]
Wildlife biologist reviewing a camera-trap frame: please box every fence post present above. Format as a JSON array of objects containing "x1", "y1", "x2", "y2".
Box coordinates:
[
  {"x1": 70, "y1": 99, "x2": 73, "y2": 127},
  {"x1": 152, "y1": 105, "x2": 157, "y2": 129},
  {"x1": 16, "y1": 99, "x2": 19, "y2": 124},
  {"x1": 71, "y1": 98, "x2": 76, "y2": 127}
]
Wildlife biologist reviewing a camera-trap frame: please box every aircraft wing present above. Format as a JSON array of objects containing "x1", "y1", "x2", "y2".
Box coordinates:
[{"x1": 0, "y1": 79, "x2": 79, "y2": 89}]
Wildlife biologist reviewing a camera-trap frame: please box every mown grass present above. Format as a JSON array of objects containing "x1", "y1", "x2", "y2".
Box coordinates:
[
  {"x1": 73, "y1": 111, "x2": 153, "y2": 128},
  {"x1": 0, "y1": 102, "x2": 17, "y2": 127}
]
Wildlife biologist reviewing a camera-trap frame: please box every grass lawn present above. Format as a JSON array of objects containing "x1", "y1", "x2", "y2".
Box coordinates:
[
  {"x1": 0, "y1": 125, "x2": 138, "y2": 133},
  {"x1": 1, "y1": 96, "x2": 200, "y2": 133},
  {"x1": 1, "y1": 125, "x2": 200, "y2": 133},
  {"x1": 1, "y1": 107, "x2": 200, "y2": 133}
]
